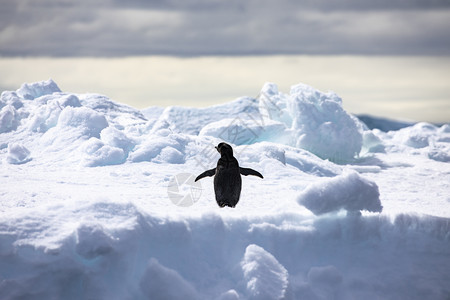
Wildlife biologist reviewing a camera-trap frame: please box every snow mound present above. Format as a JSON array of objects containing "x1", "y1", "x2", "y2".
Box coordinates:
[
  {"x1": 5, "y1": 143, "x2": 31, "y2": 164},
  {"x1": 241, "y1": 244, "x2": 289, "y2": 300},
  {"x1": 35, "y1": 106, "x2": 110, "y2": 158},
  {"x1": 146, "y1": 82, "x2": 364, "y2": 162},
  {"x1": 16, "y1": 79, "x2": 61, "y2": 100},
  {"x1": 297, "y1": 170, "x2": 382, "y2": 215},
  {"x1": 100, "y1": 126, "x2": 135, "y2": 152},
  {"x1": 380, "y1": 122, "x2": 450, "y2": 161},
  {"x1": 128, "y1": 134, "x2": 187, "y2": 164},
  {"x1": 0, "y1": 91, "x2": 23, "y2": 109},
  {"x1": 155, "y1": 97, "x2": 260, "y2": 135},
  {"x1": 238, "y1": 142, "x2": 341, "y2": 177},
  {"x1": 428, "y1": 146, "x2": 450, "y2": 162},
  {"x1": 81, "y1": 138, "x2": 126, "y2": 167},
  {"x1": 57, "y1": 106, "x2": 109, "y2": 138},
  {"x1": 25, "y1": 94, "x2": 82, "y2": 133},
  {"x1": 392, "y1": 122, "x2": 438, "y2": 148},
  {"x1": 259, "y1": 82, "x2": 363, "y2": 162},
  {"x1": 0, "y1": 105, "x2": 19, "y2": 133},
  {"x1": 79, "y1": 94, "x2": 147, "y2": 129},
  {"x1": 361, "y1": 130, "x2": 385, "y2": 154}
]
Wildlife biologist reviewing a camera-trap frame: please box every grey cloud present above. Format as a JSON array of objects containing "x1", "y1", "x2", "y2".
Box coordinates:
[
  {"x1": 0, "y1": 0, "x2": 449, "y2": 56},
  {"x1": 110, "y1": 0, "x2": 450, "y2": 11}
]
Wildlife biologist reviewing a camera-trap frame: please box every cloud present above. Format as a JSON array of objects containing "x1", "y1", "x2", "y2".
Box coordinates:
[
  {"x1": 1, "y1": 0, "x2": 449, "y2": 56},
  {"x1": 1, "y1": 55, "x2": 449, "y2": 123}
]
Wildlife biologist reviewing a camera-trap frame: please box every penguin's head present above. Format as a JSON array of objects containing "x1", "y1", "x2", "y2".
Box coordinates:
[{"x1": 216, "y1": 142, "x2": 233, "y2": 157}]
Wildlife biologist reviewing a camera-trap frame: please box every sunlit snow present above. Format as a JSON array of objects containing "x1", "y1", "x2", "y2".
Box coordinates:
[{"x1": 1, "y1": 79, "x2": 449, "y2": 299}]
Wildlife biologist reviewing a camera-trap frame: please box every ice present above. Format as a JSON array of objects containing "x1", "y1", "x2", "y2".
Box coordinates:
[
  {"x1": 258, "y1": 82, "x2": 294, "y2": 127},
  {"x1": 5, "y1": 143, "x2": 31, "y2": 164},
  {"x1": 2, "y1": 207, "x2": 448, "y2": 299},
  {"x1": 428, "y1": 146, "x2": 450, "y2": 162},
  {"x1": 59, "y1": 94, "x2": 82, "y2": 108},
  {"x1": 154, "y1": 96, "x2": 259, "y2": 135},
  {"x1": 259, "y1": 82, "x2": 363, "y2": 162},
  {"x1": 307, "y1": 265, "x2": 343, "y2": 299},
  {"x1": 0, "y1": 105, "x2": 19, "y2": 133},
  {"x1": 16, "y1": 79, "x2": 61, "y2": 100},
  {"x1": 27, "y1": 99, "x2": 64, "y2": 132},
  {"x1": 241, "y1": 244, "x2": 289, "y2": 300},
  {"x1": 439, "y1": 123, "x2": 450, "y2": 134},
  {"x1": 392, "y1": 122, "x2": 438, "y2": 149},
  {"x1": 127, "y1": 134, "x2": 187, "y2": 164},
  {"x1": 380, "y1": 122, "x2": 450, "y2": 163},
  {"x1": 79, "y1": 94, "x2": 147, "y2": 129},
  {"x1": 141, "y1": 106, "x2": 165, "y2": 121},
  {"x1": 361, "y1": 130, "x2": 385, "y2": 154},
  {"x1": 140, "y1": 258, "x2": 198, "y2": 300},
  {"x1": 197, "y1": 82, "x2": 365, "y2": 163},
  {"x1": 32, "y1": 105, "x2": 110, "y2": 159},
  {"x1": 297, "y1": 170, "x2": 382, "y2": 215},
  {"x1": 238, "y1": 142, "x2": 341, "y2": 177},
  {"x1": 75, "y1": 224, "x2": 114, "y2": 259},
  {"x1": 81, "y1": 138, "x2": 126, "y2": 167},
  {"x1": 308, "y1": 265, "x2": 343, "y2": 286},
  {"x1": 57, "y1": 106, "x2": 109, "y2": 138},
  {"x1": 199, "y1": 118, "x2": 290, "y2": 146},
  {"x1": 100, "y1": 126, "x2": 135, "y2": 153},
  {"x1": 0, "y1": 80, "x2": 449, "y2": 299},
  {"x1": 0, "y1": 91, "x2": 23, "y2": 110},
  {"x1": 154, "y1": 146, "x2": 185, "y2": 164}
]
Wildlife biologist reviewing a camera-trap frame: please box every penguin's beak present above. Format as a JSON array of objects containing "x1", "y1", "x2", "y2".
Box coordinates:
[{"x1": 215, "y1": 146, "x2": 219, "y2": 151}]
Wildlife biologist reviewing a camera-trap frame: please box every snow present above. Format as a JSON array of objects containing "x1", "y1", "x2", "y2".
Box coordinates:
[
  {"x1": 297, "y1": 170, "x2": 382, "y2": 215},
  {"x1": 81, "y1": 138, "x2": 126, "y2": 167},
  {"x1": 16, "y1": 79, "x2": 62, "y2": 100},
  {"x1": 241, "y1": 244, "x2": 289, "y2": 300},
  {"x1": 0, "y1": 105, "x2": 20, "y2": 134},
  {"x1": 5, "y1": 143, "x2": 31, "y2": 165},
  {"x1": 57, "y1": 106, "x2": 109, "y2": 138},
  {"x1": 259, "y1": 82, "x2": 363, "y2": 163},
  {"x1": 1, "y1": 80, "x2": 449, "y2": 299},
  {"x1": 140, "y1": 258, "x2": 199, "y2": 300}
]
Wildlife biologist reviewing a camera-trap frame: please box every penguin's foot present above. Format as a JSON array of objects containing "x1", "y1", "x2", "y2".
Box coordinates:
[{"x1": 217, "y1": 201, "x2": 235, "y2": 208}]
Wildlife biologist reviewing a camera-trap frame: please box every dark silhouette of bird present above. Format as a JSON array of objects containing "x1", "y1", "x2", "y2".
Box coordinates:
[{"x1": 195, "y1": 142, "x2": 263, "y2": 207}]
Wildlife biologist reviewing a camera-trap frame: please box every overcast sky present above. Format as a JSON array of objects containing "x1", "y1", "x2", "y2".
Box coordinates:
[
  {"x1": 1, "y1": 0, "x2": 450, "y2": 56},
  {"x1": 1, "y1": 1, "x2": 449, "y2": 123}
]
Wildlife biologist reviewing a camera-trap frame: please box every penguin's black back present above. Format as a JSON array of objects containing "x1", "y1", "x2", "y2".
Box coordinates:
[
  {"x1": 194, "y1": 142, "x2": 262, "y2": 208},
  {"x1": 214, "y1": 156, "x2": 242, "y2": 207}
]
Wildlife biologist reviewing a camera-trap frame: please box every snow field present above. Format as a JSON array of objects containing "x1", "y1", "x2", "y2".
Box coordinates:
[
  {"x1": 1, "y1": 80, "x2": 449, "y2": 299},
  {"x1": 1, "y1": 202, "x2": 448, "y2": 299}
]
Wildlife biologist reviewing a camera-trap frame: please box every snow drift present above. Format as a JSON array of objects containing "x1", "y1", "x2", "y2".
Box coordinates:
[
  {"x1": 297, "y1": 170, "x2": 382, "y2": 215},
  {"x1": 1, "y1": 80, "x2": 449, "y2": 299}
]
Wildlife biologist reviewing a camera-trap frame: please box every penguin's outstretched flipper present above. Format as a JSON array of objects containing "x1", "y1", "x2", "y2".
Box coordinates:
[
  {"x1": 195, "y1": 168, "x2": 216, "y2": 181},
  {"x1": 239, "y1": 167, "x2": 263, "y2": 179}
]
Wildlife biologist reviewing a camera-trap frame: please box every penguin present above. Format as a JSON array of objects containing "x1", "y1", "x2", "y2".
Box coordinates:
[{"x1": 195, "y1": 142, "x2": 263, "y2": 207}]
